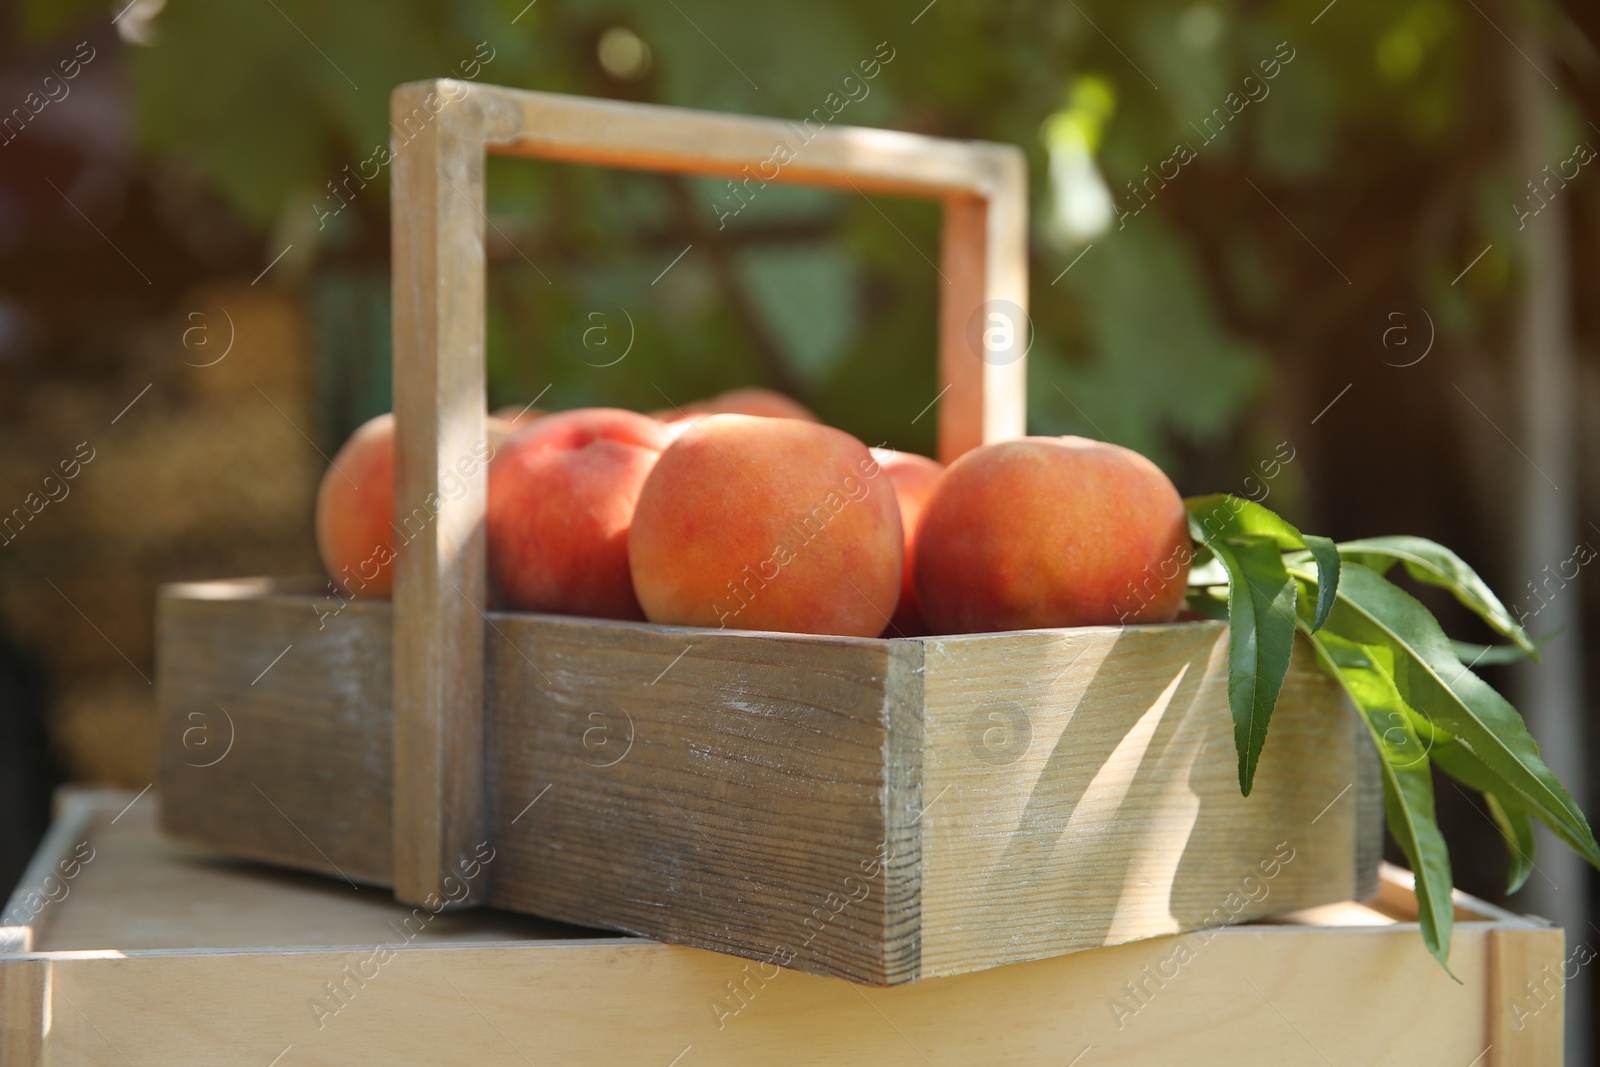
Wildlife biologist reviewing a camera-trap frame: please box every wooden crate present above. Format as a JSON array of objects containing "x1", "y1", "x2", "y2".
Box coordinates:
[
  {"x1": 151, "y1": 82, "x2": 1384, "y2": 984},
  {"x1": 1, "y1": 791, "x2": 1562, "y2": 1065},
  {"x1": 156, "y1": 575, "x2": 1380, "y2": 985}
]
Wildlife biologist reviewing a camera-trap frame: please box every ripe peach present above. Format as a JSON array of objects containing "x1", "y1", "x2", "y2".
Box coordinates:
[
  {"x1": 870, "y1": 448, "x2": 945, "y2": 636},
  {"x1": 317, "y1": 414, "x2": 515, "y2": 599},
  {"x1": 653, "y1": 387, "x2": 817, "y2": 423},
  {"x1": 629, "y1": 415, "x2": 901, "y2": 637},
  {"x1": 486, "y1": 408, "x2": 670, "y2": 619},
  {"x1": 316, "y1": 414, "x2": 398, "y2": 598},
  {"x1": 914, "y1": 436, "x2": 1189, "y2": 633}
]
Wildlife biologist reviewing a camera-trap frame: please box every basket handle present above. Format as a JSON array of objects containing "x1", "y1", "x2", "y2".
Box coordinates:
[{"x1": 389, "y1": 80, "x2": 1028, "y2": 908}]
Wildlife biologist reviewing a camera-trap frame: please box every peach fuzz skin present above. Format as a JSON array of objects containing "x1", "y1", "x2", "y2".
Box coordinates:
[
  {"x1": 870, "y1": 448, "x2": 945, "y2": 636},
  {"x1": 486, "y1": 408, "x2": 670, "y2": 620},
  {"x1": 315, "y1": 413, "x2": 400, "y2": 598},
  {"x1": 652, "y1": 387, "x2": 817, "y2": 424},
  {"x1": 913, "y1": 436, "x2": 1190, "y2": 634},
  {"x1": 315, "y1": 412, "x2": 516, "y2": 599},
  {"x1": 629, "y1": 415, "x2": 902, "y2": 637}
]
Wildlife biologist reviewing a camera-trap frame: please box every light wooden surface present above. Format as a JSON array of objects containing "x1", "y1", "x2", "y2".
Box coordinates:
[
  {"x1": 385, "y1": 81, "x2": 1028, "y2": 918},
  {"x1": 159, "y1": 578, "x2": 1381, "y2": 985},
  {"x1": 11, "y1": 793, "x2": 589, "y2": 952},
  {"x1": 389, "y1": 82, "x2": 490, "y2": 909},
  {"x1": 1488, "y1": 926, "x2": 1567, "y2": 1067},
  {"x1": 0, "y1": 792, "x2": 1564, "y2": 1066}
]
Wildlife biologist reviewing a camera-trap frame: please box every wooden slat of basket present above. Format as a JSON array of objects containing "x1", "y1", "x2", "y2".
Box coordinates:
[{"x1": 390, "y1": 83, "x2": 491, "y2": 908}]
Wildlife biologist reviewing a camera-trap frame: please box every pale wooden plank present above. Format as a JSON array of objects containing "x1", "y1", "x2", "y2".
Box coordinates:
[
  {"x1": 934, "y1": 156, "x2": 1028, "y2": 461},
  {"x1": 916, "y1": 624, "x2": 1373, "y2": 977},
  {"x1": 7, "y1": 791, "x2": 1553, "y2": 1065},
  {"x1": 0, "y1": 954, "x2": 45, "y2": 1067},
  {"x1": 1266, "y1": 899, "x2": 1399, "y2": 927},
  {"x1": 389, "y1": 82, "x2": 489, "y2": 908},
  {"x1": 0, "y1": 788, "x2": 83, "y2": 1066},
  {"x1": 0, "y1": 788, "x2": 99, "y2": 952},
  {"x1": 24, "y1": 925, "x2": 1497, "y2": 1066},
  {"x1": 1373, "y1": 862, "x2": 1539, "y2": 924},
  {"x1": 980, "y1": 145, "x2": 1030, "y2": 446},
  {"x1": 469, "y1": 82, "x2": 1015, "y2": 198},
  {"x1": 39, "y1": 793, "x2": 593, "y2": 953},
  {"x1": 1268, "y1": 866, "x2": 1543, "y2": 928},
  {"x1": 937, "y1": 196, "x2": 989, "y2": 463},
  {"x1": 1487, "y1": 924, "x2": 1566, "y2": 1066}
]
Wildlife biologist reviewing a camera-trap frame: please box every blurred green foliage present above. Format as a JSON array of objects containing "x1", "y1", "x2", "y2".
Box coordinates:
[{"x1": 25, "y1": 0, "x2": 1496, "y2": 463}]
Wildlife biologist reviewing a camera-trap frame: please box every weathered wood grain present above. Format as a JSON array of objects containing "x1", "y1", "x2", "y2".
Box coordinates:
[
  {"x1": 472, "y1": 82, "x2": 1019, "y2": 199},
  {"x1": 389, "y1": 82, "x2": 490, "y2": 909},
  {"x1": 916, "y1": 624, "x2": 1377, "y2": 977},
  {"x1": 157, "y1": 580, "x2": 1384, "y2": 984},
  {"x1": 1, "y1": 793, "x2": 1564, "y2": 1066},
  {"x1": 483, "y1": 614, "x2": 911, "y2": 984},
  {"x1": 156, "y1": 579, "x2": 394, "y2": 886}
]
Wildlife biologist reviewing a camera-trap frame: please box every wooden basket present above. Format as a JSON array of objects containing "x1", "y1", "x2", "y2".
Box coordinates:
[{"x1": 155, "y1": 80, "x2": 1382, "y2": 985}]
